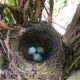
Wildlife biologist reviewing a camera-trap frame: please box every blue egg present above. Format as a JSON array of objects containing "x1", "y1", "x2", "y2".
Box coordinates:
[
  {"x1": 33, "y1": 54, "x2": 42, "y2": 62},
  {"x1": 28, "y1": 47, "x2": 36, "y2": 55},
  {"x1": 37, "y1": 47, "x2": 44, "y2": 54}
]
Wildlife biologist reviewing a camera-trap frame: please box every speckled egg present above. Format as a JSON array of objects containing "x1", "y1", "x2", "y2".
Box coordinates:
[
  {"x1": 37, "y1": 47, "x2": 44, "y2": 54},
  {"x1": 28, "y1": 47, "x2": 36, "y2": 55},
  {"x1": 33, "y1": 54, "x2": 42, "y2": 62}
]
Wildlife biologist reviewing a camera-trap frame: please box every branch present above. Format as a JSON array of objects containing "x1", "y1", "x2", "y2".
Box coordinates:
[{"x1": 48, "y1": 0, "x2": 54, "y2": 23}]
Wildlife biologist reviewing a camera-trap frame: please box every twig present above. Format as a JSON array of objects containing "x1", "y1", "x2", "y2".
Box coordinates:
[
  {"x1": 44, "y1": 4, "x2": 49, "y2": 15},
  {"x1": 43, "y1": 15, "x2": 66, "y2": 30},
  {"x1": 41, "y1": 0, "x2": 49, "y2": 15},
  {"x1": 23, "y1": 0, "x2": 30, "y2": 24},
  {"x1": 69, "y1": 55, "x2": 80, "y2": 71},
  {"x1": 52, "y1": 21, "x2": 66, "y2": 30},
  {"x1": 14, "y1": 0, "x2": 17, "y2": 7},
  {"x1": 48, "y1": 0, "x2": 54, "y2": 23},
  {"x1": 0, "y1": 39, "x2": 7, "y2": 55},
  {"x1": 0, "y1": 34, "x2": 9, "y2": 61},
  {"x1": 4, "y1": 30, "x2": 18, "y2": 66},
  {"x1": 4, "y1": 30, "x2": 11, "y2": 61}
]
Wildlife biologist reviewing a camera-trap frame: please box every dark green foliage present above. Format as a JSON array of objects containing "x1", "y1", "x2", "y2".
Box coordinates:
[{"x1": 3, "y1": 7, "x2": 16, "y2": 24}]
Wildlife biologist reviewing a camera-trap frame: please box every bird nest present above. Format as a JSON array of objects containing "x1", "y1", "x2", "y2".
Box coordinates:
[
  {"x1": 19, "y1": 21, "x2": 61, "y2": 62},
  {"x1": 0, "y1": 21, "x2": 64, "y2": 80}
]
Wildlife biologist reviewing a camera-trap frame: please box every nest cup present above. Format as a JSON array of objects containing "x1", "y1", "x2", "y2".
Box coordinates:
[{"x1": 19, "y1": 21, "x2": 61, "y2": 62}]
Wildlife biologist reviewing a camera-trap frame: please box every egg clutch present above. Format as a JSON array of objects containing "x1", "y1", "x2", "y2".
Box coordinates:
[{"x1": 27, "y1": 47, "x2": 44, "y2": 62}]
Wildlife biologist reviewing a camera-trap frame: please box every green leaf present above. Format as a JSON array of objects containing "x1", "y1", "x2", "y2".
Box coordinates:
[
  {"x1": 5, "y1": 0, "x2": 15, "y2": 6},
  {"x1": 3, "y1": 7, "x2": 16, "y2": 24}
]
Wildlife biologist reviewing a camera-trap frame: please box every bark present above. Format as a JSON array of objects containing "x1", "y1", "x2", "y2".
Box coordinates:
[{"x1": 63, "y1": 4, "x2": 80, "y2": 79}]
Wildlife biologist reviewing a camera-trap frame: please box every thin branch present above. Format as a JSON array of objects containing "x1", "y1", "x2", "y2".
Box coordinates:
[
  {"x1": 48, "y1": 0, "x2": 54, "y2": 23},
  {"x1": 43, "y1": 15, "x2": 66, "y2": 30},
  {"x1": 0, "y1": 39, "x2": 7, "y2": 55},
  {"x1": 41, "y1": 0, "x2": 49, "y2": 16},
  {"x1": 69, "y1": 55, "x2": 80, "y2": 71},
  {"x1": 52, "y1": 21, "x2": 66, "y2": 30},
  {"x1": 44, "y1": 5, "x2": 49, "y2": 15},
  {"x1": 14, "y1": 0, "x2": 17, "y2": 7},
  {"x1": 4, "y1": 30, "x2": 11, "y2": 61},
  {"x1": 0, "y1": 35, "x2": 9, "y2": 66},
  {"x1": 22, "y1": 0, "x2": 30, "y2": 24}
]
